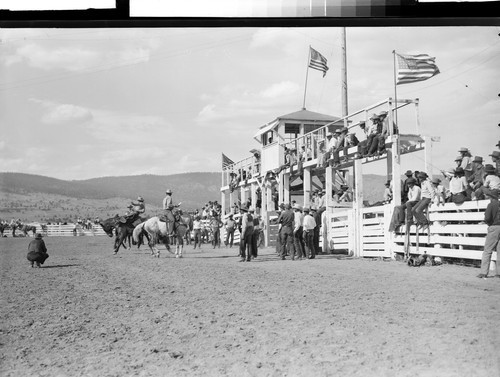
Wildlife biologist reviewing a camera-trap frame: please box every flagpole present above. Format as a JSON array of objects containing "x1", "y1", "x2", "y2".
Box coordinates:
[
  {"x1": 392, "y1": 50, "x2": 398, "y2": 126},
  {"x1": 302, "y1": 46, "x2": 311, "y2": 109}
]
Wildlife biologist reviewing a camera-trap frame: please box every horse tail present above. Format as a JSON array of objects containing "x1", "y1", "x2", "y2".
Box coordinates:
[{"x1": 132, "y1": 223, "x2": 144, "y2": 243}]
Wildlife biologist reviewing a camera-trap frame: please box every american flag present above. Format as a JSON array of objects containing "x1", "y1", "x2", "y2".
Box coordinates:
[
  {"x1": 396, "y1": 53, "x2": 440, "y2": 85},
  {"x1": 309, "y1": 47, "x2": 329, "y2": 77},
  {"x1": 222, "y1": 153, "x2": 234, "y2": 170}
]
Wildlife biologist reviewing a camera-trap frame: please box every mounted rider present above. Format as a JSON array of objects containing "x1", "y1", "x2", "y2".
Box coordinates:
[
  {"x1": 120, "y1": 196, "x2": 145, "y2": 223},
  {"x1": 162, "y1": 189, "x2": 182, "y2": 236}
]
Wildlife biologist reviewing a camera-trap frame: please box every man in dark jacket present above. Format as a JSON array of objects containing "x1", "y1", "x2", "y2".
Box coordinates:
[
  {"x1": 277, "y1": 203, "x2": 295, "y2": 260},
  {"x1": 477, "y1": 189, "x2": 500, "y2": 278},
  {"x1": 27, "y1": 233, "x2": 49, "y2": 268}
]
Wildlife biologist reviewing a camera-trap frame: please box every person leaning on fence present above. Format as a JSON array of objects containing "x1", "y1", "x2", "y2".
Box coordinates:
[
  {"x1": 277, "y1": 203, "x2": 295, "y2": 260},
  {"x1": 475, "y1": 164, "x2": 500, "y2": 201},
  {"x1": 302, "y1": 207, "x2": 317, "y2": 259},
  {"x1": 431, "y1": 177, "x2": 447, "y2": 206},
  {"x1": 477, "y1": 189, "x2": 500, "y2": 279},
  {"x1": 27, "y1": 233, "x2": 49, "y2": 268},
  {"x1": 412, "y1": 172, "x2": 436, "y2": 228}
]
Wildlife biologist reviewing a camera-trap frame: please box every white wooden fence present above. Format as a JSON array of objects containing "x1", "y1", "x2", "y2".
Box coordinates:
[
  {"x1": 326, "y1": 200, "x2": 494, "y2": 262},
  {"x1": 3, "y1": 224, "x2": 107, "y2": 237}
]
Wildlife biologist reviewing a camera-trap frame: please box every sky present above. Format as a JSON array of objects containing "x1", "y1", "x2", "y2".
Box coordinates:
[{"x1": 0, "y1": 26, "x2": 499, "y2": 181}]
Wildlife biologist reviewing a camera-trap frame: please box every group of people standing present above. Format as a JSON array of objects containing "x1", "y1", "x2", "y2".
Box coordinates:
[{"x1": 276, "y1": 203, "x2": 321, "y2": 261}]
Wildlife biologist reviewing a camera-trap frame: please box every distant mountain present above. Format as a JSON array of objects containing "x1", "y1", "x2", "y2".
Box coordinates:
[
  {"x1": 0, "y1": 172, "x2": 388, "y2": 222},
  {"x1": 0, "y1": 172, "x2": 221, "y2": 210}
]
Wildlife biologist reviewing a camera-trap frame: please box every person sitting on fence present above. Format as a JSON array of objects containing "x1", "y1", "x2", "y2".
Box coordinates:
[
  {"x1": 405, "y1": 178, "x2": 421, "y2": 225},
  {"x1": 490, "y1": 150, "x2": 500, "y2": 174},
  {"x1": 401, "y1": 170, "x2": 414, "y2": 204},
  {"x1": 412, "y1": 172, "x2": 436, "y2": 228},
  {"x1": 342, "y1": 130, "x2": 359, "y2": 163},
  {"x1": 448, "y1": 167, "x2": 469, "y2": 204},
  {"x1": 458, "y1": 147, "x2": 473, "y2": 180},
  {"x1": 431, "y1": 178, "x2": 447, "y2": 206},
  {"x1": 274, "y1": 147, "x2": 292, "y2": 175},
  {"x1": 383, "y1": 181, "x2": 393, "y2": 204},
  {"x1": 365, "y1": 113, "x2": 382, "y2": 157},
  {"x1": 476, "y1": 189, "x2": 500, "y2": 279},
  {"x1": 475, "y1": 164, "x2": 500, "y2": 200},
  {"x1": 468, "y1": 156, "x2": 485, "y2": 199},
  {"x1": 332, "y1": 128, "x2": 346, "y2": 167}
]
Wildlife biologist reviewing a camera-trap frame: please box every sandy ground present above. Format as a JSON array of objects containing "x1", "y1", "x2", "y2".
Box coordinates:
[{"x1": 1, "y1": 236, "x2": 499, "y2": 377}]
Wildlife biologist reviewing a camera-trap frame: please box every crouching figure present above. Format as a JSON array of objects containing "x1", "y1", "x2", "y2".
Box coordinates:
[{"x1": 27, "y1": 233, "x2": 49, "y2": 268}]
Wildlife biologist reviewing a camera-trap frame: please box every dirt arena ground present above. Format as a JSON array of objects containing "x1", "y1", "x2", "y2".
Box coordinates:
[{"x1": 1, "y1": 236, "x2": 499, "y2": 377}]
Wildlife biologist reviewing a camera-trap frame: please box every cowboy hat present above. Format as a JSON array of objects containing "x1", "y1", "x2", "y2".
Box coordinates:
[
  {"x1": 489, "y1": 151, "x2": 500, "y2": 158},
  {"x1": 454, "y1": 167, "x2": 465, "y2": 174},
  {"x1": 458, "y1": 147, "x2": 469, "y2": 153},
  {"x1": 378, "y1": 111, "x2": 388, "y2": 118},
  {"x1": 418, "y1": 171, "x2": 428, "y2": 178},
  {"x1": 370, "y1": 113, "x2": 379, "y2": 120},
  {"x1": 341, "y1": 126, "x2": 349, "y2": 133},
  {"x1": 484, "y1": 164, "x2": 496, "y2": 174},
  {"x1": 248, "y1": 207, "x2": 255, "y2": 212},
  {"x1": 406, "y1": 178, "x2": 417, "y2": 184},
  {"x1": 310, "y1": 205, "x2": 317, "y2": 211},
  {"x1": 359, "y1": 121, "x2": 366, "y2": 127},
  {"x1": 405, "y1": 170, "x2": 413, "y2": 176},
  {"x1": 454, "y1": 156, "x2": 463, "y2": 161},
  {"x1": 334, "y1": 129, "x2": 342, "y2": 134},
  {"x1": 35, "y1": 233, "x2": 43, "y2": 239},
  {"x1": 431, "y1": 177, "x2": 441, "y2": 184},
  {"x1": 137, "y1": 196, "x2": 144, "y2": 202},
  {"x1": 472, "y1": 156, "x2": 483, "y2": 163},
  {"x1": 303, "y1": 207, "x2": 310, "y2": 212},
  {"x1": 293, "y1": 203, "x2": 302, "y2": 210},
  {"x1": 165, "y1": 189, "x2": 172, "y2": 194},
  {"x1": 326, "y1": 132, "x2": 333, "y2": 137},
  {"x1": 239, "y1": 205, "x2": 248, "y2": 212}
]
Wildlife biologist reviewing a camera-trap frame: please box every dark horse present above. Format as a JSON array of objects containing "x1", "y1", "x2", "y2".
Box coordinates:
[
  {"x1": 0, "y1": 222, "x2": 9, "y2": 237},
  {"x1": 113, "y1": 213, "x2": 151, "y2": 255},
  {"x1": 20, "y1": 223, "x2": 37, "y2": 237},
  {"x1": 100, "y1": 215, "x2": 145, "y2": 253}
]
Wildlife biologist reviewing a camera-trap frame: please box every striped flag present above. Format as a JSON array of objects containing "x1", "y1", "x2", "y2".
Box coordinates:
[
  {"x1": 309, "y1": 47, "x2": 329, "y2": 77},
  {"x1": 396, "y1": 53, "x2": 440, "y2": 85},
  {"x1": 222, "y1": 153, "x2": 234, "y2": 170}
]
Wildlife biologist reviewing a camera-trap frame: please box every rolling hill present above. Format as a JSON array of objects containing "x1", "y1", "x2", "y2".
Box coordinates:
[{"x1": 0, "y1": 172, "x2": 387, "y2": 222}]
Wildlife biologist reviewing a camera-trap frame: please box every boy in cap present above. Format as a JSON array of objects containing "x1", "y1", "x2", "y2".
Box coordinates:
[
  {"x1": 477, "y1": 189, "x2": 500, "y2": 278},
  {"x1": 27, "y1": 233, "x2": 49, "y2": 268}
]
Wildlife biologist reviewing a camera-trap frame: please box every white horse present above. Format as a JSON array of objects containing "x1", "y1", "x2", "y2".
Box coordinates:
[{"x1": 133, "y1": 216, "x2": 185, "y2": 258}]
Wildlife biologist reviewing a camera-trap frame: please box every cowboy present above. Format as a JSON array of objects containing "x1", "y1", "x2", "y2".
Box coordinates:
[
  {"x1": 332, "y1": 128, "x2": 346, "y2": 167},
  {"x1": 402, "y1": 170, "x2": 414, "y2": 203},
  {"x1": 365, "y1": 113, "x2": 381, "y2": 157},
  {"x1": 311, "y1": 205, "x2": 322, "y2": 255},
  {"x1": 27, "y1": 233, "x2": 49, "y2": 268},
  {"x1": 277, "y1": 203, "x2": 295, "y2": 260},
  {"x1": 475, "y1": 164, "x2": 500, "y2": 200},
  {"x1": 224, "y1": 214, "x2": 236, "y2": 248},
  {"x1": 343, "y1": 128, "x2": 359, "y2": 162},
  {"x1": 405, "y1": 178, "x2": 421, "y2": 225},
  {"x1": 476, "y1": 189, "x2": 500, "y2": 278},
  {"x1": 431, "y1": 177, "x2": 447, "y2": 206},
  {"x1": 302, "y1": 207, "x2": 316, "y2": 259},
  {"x1": 490, "y1": 150, "x2": 500, "y2": 173},
  {"x1": 239, "y1": 204, "x2": 254, "y2": 262},
  {"x1": 292, "y1": 204, "x2": 305, "y2": 260},
  {"x1": 412, "y1": 172, "x2": 436, "y2": 228},
  {"x1": 163, "y1": 189, "x2": 180, "y2": 236},
  {"x1": 468, "y1": 156, "x2": 485, "y2": 195},
  {"x1": 458, "y1": 147, "x2": 473, "y2": 180},
  {"x1": 338, "y1": 184, "x2": 352, "y2": 202}
]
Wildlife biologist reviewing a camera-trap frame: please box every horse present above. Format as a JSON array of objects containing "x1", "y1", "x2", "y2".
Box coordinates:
[
  {"x1": 0, "y1": 222, "x2": 9, "y2": 237},
  {"x1": 133, "y1": 216, "x2": 189, "y2": 258},
  {"x1": 112, "y1": 213, "x2": 150, "y2": 254},
  {"x1": 20, "y1": 224, "x2": 37, "y2": 237},
  {"x1": 178, "y1": 212, "x2": 193, "y2": 245},
  {"x1": 100, "y1": 215, "x2": 140, "y2": 253}
]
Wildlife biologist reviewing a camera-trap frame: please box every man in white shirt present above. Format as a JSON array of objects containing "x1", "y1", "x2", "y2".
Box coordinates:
[
  {"x1": 412, "y1": 172, "x2": 436, "y2": 227},
  {"x1": 292, "y1": 204, "x2": 305, "y2": 260},
  {"x1": 302, "y1": 207, "x2": 317, "y2": 259}
]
